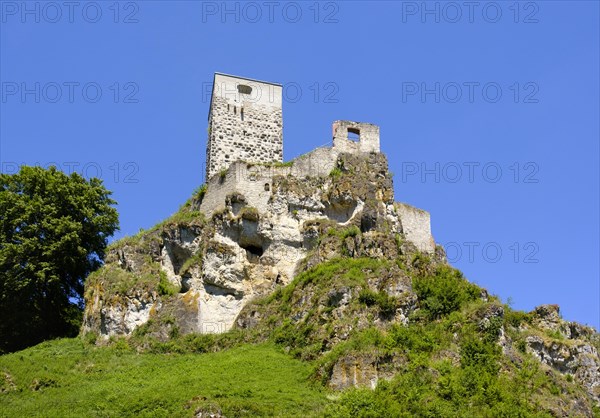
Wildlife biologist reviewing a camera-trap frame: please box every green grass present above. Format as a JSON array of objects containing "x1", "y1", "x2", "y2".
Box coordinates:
[
  {"x1": 326, "y1": 225, "x2": 361, "y2": 240},
  {"x1": 268, "y1": 257, "x2": 386, "y2": 308},
  {"x1": 329, "y1": 167, "x2": 343, "y2": 179},
  {"x1": 319, "y1": 319, "x2": 584, "y2": 418},
  {"x1": 157, "y1": 271, "x2": 180, "y2": 296},
  {"x1": 0, "y1": 339, "x2": 327, "y2": 417},
  {"x1": 248, "y1": 161, "x2": 293, "y2": 168},
  {"x1": 85, "y1": 264, "x2": 160, "y2": 300}
]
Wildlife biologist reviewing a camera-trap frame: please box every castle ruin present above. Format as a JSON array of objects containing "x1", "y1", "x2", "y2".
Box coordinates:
[
  {"x1": 202, "y1": 73, "x2": 434, "y2": 254},
  {"x1": 80, "y1": 72, "x2": 438, "y2": 341}
]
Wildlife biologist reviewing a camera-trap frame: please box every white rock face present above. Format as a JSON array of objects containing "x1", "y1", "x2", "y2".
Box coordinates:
[
  {"x1": 83, "y1": 288, "x2": 160, "y2": 337},
  {"x1": 83, "y1": 152, "x2": 437, "y2": 340},
  {"x1": 161, "y1": 226, "x2": 203, "y2": 287},
  {"x1": 524, "y1": 305, "x2": 600, "y2": 405}
]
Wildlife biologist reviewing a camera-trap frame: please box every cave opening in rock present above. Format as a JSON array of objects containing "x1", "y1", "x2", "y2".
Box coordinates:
[
  {"x1": 242, "y1": 244, "x2": 263, "y2": 256},
  {"x1": 324, "y1": 201, "x2": 359, "y2": 223},
  {"x1": 240, "y1": 243, "x2": 264, "y2": 263}
]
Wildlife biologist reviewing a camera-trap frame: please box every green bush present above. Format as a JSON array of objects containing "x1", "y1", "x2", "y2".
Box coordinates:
[
  {"x1": 383, "y1": 321, "x2": 448, "y2": 361},
  {"x1": 326, "y1": 225, "x2": 361, "y2": 241},
  {"x1": 411, "y1": 252, "x2": 431, "y2": 270},
  {"x1": 326, "y1": 326, "x2": 561, "y2": 417},
  {"x1": 481, "y1": 314, "x2": 504, "y2": 343},
  {"x1": 157, "y1": 271, "x2": 179, "y2": 296},
  {"x1": 358, "y1": 288, "x2": 378, "y2": 306},
  {"x1": 324, "y1": 388, "x2": 390, "y2": 417},
  {"x1": 413, "y1": 266, "x2": 480, "y2": 320},
  {"x1": 545, "y1": 329, "x2": 565, "y2": 341},
  {"x1": 329, "y1": 167, "x2": 343, "y2": 179},
  {"x1": 515, "y1": 337, "x2": 527, "y2": 353},
  {"x1": 194, "y1": 183, "x2": 208, "y2": 200},
  {"x1": 358, "y1": 289, "x2": 398, "y2": 317},
  {"x1": 460, "y1": 335, "x2": 500, "y2": 373},
  {"x1": 504, "y1": 309, "x2": 533, "y2": 328},
  {"x1": 82, "y1": 331, "x2": 98, "y2": 346},
  {"x1": 340, "y1": 225, "x2": 360, "y2": 239},
  {"x1": 272, "y1": 319, "x2": 316, "y2": 358}
]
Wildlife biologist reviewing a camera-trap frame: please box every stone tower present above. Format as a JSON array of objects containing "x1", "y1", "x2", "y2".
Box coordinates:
[{"x1": 205, "y1": 73, "x2": 283, "y2": 180}]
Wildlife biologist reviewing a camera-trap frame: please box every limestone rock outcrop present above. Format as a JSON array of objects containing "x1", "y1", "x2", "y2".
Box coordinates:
[
  {"x1": 82, "y1": 151, "x2": 436, "y2": 340},
  {"x1": 81, "y1": 148, "x2": 599, "y2": 409},
  {"x1": 523, "y1": 305, "x2": 600, "y2": 403}
]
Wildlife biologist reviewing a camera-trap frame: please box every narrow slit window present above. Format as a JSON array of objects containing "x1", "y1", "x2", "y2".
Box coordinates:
[{"x1": 241, "y1": 107, "x2": 244, "y2": 121}]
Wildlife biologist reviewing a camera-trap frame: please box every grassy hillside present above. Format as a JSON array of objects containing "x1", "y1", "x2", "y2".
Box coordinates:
[
  {"x1": 2, "y1": 251, "x2": 599, "y2": 417},
  {"x1": 236, "y1": 257, "x2": 600, "y2": 417},
  {"x1": 2, "y1": 255, "x2": 599, "y2": 417},
  {"x1": 0, "y1": 339, "x2": 327, "y2": 417}
]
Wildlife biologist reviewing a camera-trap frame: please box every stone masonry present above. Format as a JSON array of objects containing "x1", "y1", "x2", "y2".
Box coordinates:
[
  {"x1": 200, "y1": 120, "x2": 382, "y2": 218},
  {"x1": 332, "y1": 120, "x2": 380, "y2": 154},
  {"x1": 205, "y1": 73, "x2": 283, "y2": 180},
  {"x1": 202, "y1": 73, "x2": 435, "y2": 254}
]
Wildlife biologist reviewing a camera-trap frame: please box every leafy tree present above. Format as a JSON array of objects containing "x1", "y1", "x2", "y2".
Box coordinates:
[{"x1": 0, "y1": 166, "x2": 119, "y2": 353}]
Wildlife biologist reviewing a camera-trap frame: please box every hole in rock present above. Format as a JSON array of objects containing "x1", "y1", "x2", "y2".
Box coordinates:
[
  {"x1": 241, "y1": 244, "x2": 264, "y2": 264},
  {"x1": 163, "y1": 243, "x2": 192, "y2": 276},
  {"x1": 232, "y1": 202, "x2": 245, "y2": 217},
  {"x1": 180, "y1": 275, "x2": 193, "y2": 293},
  {"x1": 324, "y1": 201, "x2": 359, "y2": 223}
]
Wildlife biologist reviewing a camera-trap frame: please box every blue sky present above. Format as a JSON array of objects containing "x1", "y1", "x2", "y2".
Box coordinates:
[{"x1": 1, "y1": 1, "x2": 598, "y2": 329}]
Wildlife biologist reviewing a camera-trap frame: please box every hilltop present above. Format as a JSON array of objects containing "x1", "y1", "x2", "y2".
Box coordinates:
[
  {"x1": 1, "y1": 71, "x2": 599, "y2": 416},
  {"x1": 1, "y1": 146, "x2": 598, "y2": 417}
]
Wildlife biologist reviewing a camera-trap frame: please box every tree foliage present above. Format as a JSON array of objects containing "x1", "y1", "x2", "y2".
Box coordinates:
[
  {"x1": 0, "y1": 166, "x2": 119, "y2": 353},
  {"x1": 413, "y1": 265, "x2": 481, "y2": 320}
]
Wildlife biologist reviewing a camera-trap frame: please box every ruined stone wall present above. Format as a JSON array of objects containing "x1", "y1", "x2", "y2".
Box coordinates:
[
  {"x1": 200, "y1": 152, "x2": 436, "y2": 255},
  {"x1": 206, "y1": 74, "x2": 283, "y2": 180},
  {"x1": 200, "y1": 148, "x2": 340, "y2": 217},
  {"x1": 200, "y1": 162, "x2": 276, "y2": 216},
  {"x1": 332, "y1": 120, "x2": 380, "y2": 154},
  {"x1": 291, "y1": 147, "x2": 339, "y2": 177},
  {"x1": 395, "y1": 203, "x2": 435, "y2": 253},
  {"x1": 202, "y1": 88, "x2": 435, "y2": 254}
]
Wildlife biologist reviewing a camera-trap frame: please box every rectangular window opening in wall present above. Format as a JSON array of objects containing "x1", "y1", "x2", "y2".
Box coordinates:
[
  {"x1": 241, "y1": 107, "x2": 244, "y2": 121},
  {"x1": 237, "y1": 84, "x2": 253, "y2": 95},
  {"x1": 348, "y1": 127, "x2": 360, "y2": 141},
  {"x1": 234, "y1": 106, "x2": 237, "y2": 115}
]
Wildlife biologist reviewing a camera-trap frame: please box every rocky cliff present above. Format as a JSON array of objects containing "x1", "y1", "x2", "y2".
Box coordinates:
[
  {"x1": 82, "y1": 150, "x2": 599, "y2": 415},
  {"x1": 82, "y1": 152, "x2": 433, "y2": 338}
]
